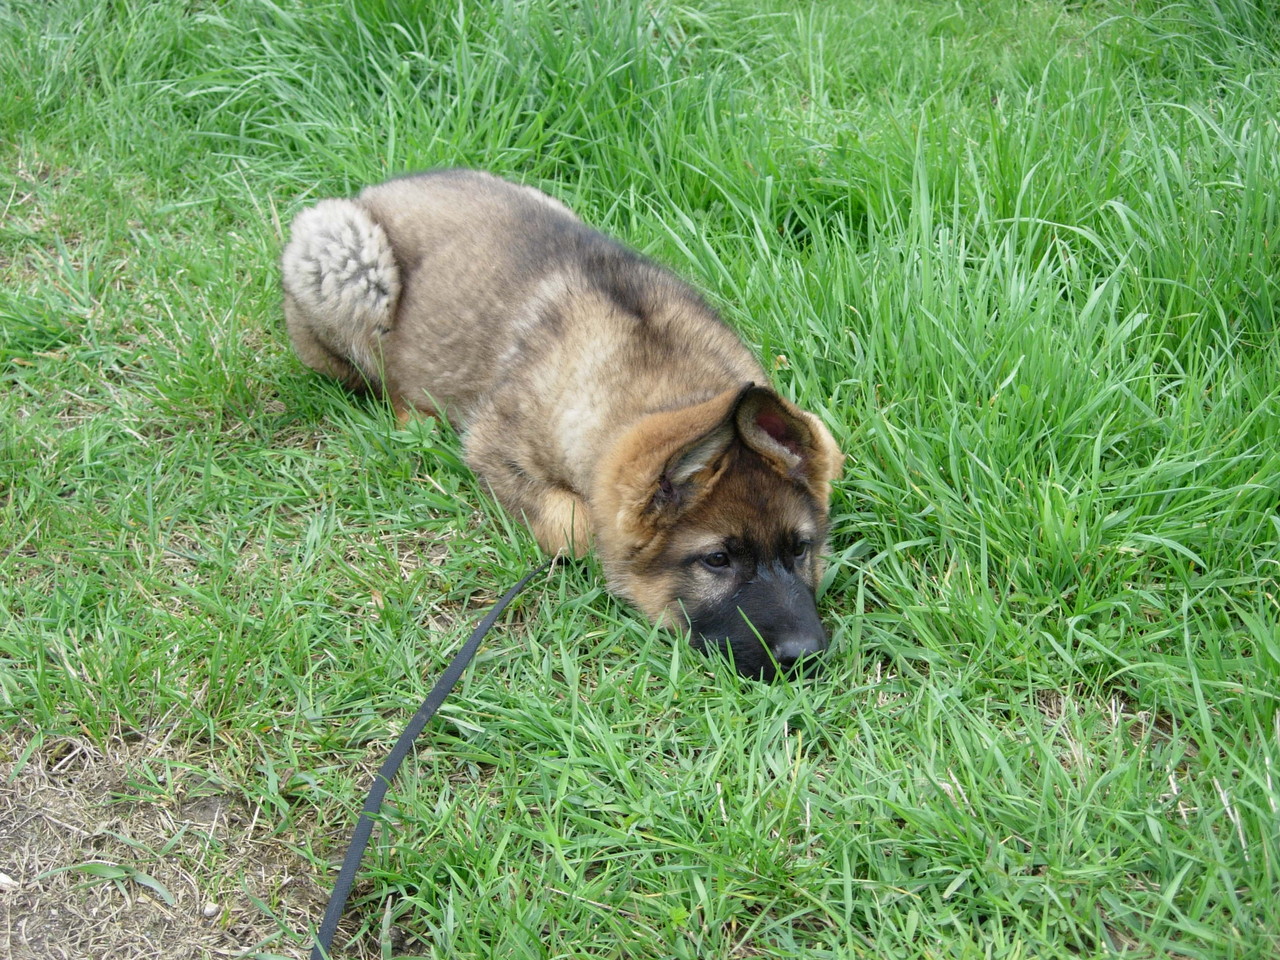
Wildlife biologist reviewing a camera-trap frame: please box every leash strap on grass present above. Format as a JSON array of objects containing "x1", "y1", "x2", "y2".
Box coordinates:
[{"x1": 310, "y1": 561, "x2": 551, "y2": 960}]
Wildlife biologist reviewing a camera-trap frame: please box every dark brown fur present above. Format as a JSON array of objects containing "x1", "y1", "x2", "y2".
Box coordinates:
[{"x1": 282, "y1": 170, "x2": 842, "y2": 678}]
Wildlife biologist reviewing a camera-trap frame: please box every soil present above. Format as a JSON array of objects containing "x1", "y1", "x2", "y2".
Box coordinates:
[{"x1": 0, "y1": 733, "x2": 372, "y2": 960}]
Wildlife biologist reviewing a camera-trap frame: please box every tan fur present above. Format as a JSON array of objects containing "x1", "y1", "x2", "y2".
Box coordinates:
[{"x1": 282, "y1": 170, "x2": 843, "y2": 663}]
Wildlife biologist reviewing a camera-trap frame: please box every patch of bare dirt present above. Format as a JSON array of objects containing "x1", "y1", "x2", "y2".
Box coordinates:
[{"x1": 0, "y1": 732, "x2": 372, "y2": 960}]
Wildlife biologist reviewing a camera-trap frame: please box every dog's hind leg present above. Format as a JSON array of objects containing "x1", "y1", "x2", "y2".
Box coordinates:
[{"x1": 281, "y1": 198, "x2": 400, "y2": 394}]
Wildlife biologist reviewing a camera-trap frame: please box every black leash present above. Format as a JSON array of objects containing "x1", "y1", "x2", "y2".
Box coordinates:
[{"x1": 309, "y1": 561, "x2": 551, "y2": 960}]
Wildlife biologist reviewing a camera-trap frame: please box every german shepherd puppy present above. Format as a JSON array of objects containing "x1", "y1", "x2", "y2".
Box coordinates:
[{"x1": 281, "y1": 170, "x2": 842, "y2": 680}]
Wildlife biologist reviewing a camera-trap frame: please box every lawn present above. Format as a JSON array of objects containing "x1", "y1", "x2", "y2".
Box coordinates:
[{"x1": 2, "y1": 1, "x2": 1278, "y2": 957}]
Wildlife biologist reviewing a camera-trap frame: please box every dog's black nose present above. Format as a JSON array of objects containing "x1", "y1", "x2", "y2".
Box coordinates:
[{"x1": 772, "y1": 633, "x2": 827, "y2": 675}]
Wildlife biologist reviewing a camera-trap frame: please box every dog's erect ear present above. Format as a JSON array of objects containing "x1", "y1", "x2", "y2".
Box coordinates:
[
  {"x1": 647, "y1": 390, "x2": 744, "y2": 517},
  {"x1": 599, "y1": 386, "x2": 744, "y2": 529},
  {"x1": 650, "y1": 419, "x2": 736, "y2": 513},
  {"x1": 636, "y1": 384, "x2": 844, "y2": 517},
  {"x1": 733, "y1": 386, "x2": 844, "y2": 500},
  {"x1": 597, "y1": 383, "x2": 843, "y2": 540}
]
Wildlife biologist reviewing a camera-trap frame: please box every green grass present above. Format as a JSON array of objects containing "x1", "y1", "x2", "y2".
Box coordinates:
[{"x1": 2, "y1": 0, "x2": 1278, "y2": 957}]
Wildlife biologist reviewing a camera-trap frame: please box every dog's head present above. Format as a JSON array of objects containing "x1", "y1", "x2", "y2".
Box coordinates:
[{"x1": 595, "y1": 384, "x2": 843, "y2": 680}]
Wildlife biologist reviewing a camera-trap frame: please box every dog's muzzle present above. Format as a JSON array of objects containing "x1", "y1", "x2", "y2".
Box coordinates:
[{"x1": 688, "y1": 563, "x2": 828, "y2": 681}]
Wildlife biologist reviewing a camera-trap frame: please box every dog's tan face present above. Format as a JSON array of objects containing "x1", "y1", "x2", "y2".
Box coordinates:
[{"x1": 594, "y1": 385, "x2": 843, "y2": 679}]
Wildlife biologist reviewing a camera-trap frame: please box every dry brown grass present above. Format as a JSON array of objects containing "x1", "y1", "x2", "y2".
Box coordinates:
[{"x1": 0, "y1": 731, "x2": 376, "y2": 960}]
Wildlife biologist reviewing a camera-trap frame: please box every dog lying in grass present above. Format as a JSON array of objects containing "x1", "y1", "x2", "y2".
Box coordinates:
[{"x1": 282, "y1": 169, "x2": 842, "y2": 679}]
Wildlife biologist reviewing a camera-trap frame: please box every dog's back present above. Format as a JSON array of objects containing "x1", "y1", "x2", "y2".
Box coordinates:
[{"x1": 282, "y1": 170, "x2": 762, "y2": 427}]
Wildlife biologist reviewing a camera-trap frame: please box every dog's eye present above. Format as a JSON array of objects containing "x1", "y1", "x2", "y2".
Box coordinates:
[
  {"x1": 701, "y1": 551, "x2": 731, "y2": 570},
  {"x1": 793, "y1": 540, "x2": 811, "y2": 559}
]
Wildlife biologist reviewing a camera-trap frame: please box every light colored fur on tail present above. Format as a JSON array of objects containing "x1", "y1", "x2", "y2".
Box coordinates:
[{"x1": 281, "y1": 198, "x2": 400, "y2": 381}]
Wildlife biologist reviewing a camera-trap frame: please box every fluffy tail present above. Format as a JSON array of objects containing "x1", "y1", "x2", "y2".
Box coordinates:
[{"x1": 281, "y1": 198, "x2": 401, "y2": 389}]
